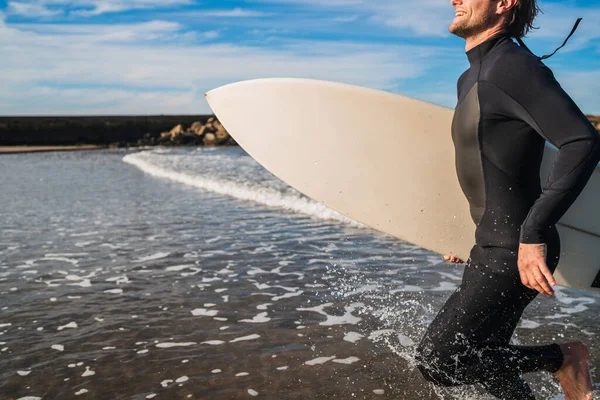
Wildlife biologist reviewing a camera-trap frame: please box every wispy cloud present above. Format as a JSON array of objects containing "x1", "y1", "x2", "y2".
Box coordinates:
[
  {"x1": 250, "y1": 0, "x2": 453, "y2": 37},
  {"x1": 251, "y1": 0, "x2": 365, "y2": 5},
  {"x1": 196, "y1": 8, "x2": 274, "y2": 18},
  {"x1": 330, "y1": 15, "x2": 358, "y2": 23},
  {"x1": 527, "y1": 4, "x2": 600, "y2": 54},
  {"x1": 8, "y1": 0, "x2": 193, "y2": 17},
  {"x1": 249, "y1": 0, "x2": 600, "y2": 43},
  {"x1": 203, "y1": 30, "x2": 220, "y2": 39},
  {"x1": 555, "y1": 69, "x2": 600, "y2": 115},
  {"x1": 71, "y1": 0, "x2": 193, "y2": 16},
  {"x1": 0, "y1": 17, "x2": 443, "y2": 115},
  {"x1": 8, "y1": 1, "x2": 62, "y2": 17},
  {"x1": 14, "y1": 20, "x2": 189, "y2": 42},
  {"x1": 0, "y1": 0, "x2": 599, "y2": 115}
]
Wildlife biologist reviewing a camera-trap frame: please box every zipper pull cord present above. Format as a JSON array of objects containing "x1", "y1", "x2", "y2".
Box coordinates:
[{"x1": 515, "y1": 18, "x2": 582, "y2": 60}]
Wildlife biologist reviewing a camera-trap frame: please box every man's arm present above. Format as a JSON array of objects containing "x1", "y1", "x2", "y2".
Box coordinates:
[
  {"x1": 494, "y1": 56, "x2": 600, "y2": 294},
  {"x1": 499, "y1": 59, "x2": 600, "y2": 242}
]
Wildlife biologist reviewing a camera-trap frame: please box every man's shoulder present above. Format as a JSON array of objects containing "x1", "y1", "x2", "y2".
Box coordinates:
[
  {"x1": 458, "y1": 68, "x2": 470, "y2": 86},
  {"x1": 481, "y1": 40, "x2": 556, "y2": 93}
]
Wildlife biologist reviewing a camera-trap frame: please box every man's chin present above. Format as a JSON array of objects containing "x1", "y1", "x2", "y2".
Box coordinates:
[{"x1": 449, "y1": 24, "x2": 469, "y2": 38}]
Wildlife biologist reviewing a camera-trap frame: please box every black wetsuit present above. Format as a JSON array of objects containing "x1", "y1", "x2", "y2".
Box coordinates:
[{"x1": 416, "y1": 34, "x2": 600, "y2": 399}]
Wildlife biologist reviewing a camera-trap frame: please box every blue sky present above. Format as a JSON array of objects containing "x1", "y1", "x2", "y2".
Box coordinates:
[{"x1": 1, "y1": 0, "x2": 599, "y2": 115}]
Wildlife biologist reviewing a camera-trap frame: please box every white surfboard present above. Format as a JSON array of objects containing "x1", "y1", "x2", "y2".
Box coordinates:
[{"x1": 206, "y1": 78, "x2": 600, "y2": 292}]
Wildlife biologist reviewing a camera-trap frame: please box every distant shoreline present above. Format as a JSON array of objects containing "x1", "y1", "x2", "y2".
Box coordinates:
[{"x1": 0, "y1": 145, "x2": 106, "y2": 154}]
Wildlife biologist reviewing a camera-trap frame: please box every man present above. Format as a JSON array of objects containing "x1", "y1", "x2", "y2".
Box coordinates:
[{"x1": 415, "y1": 0, "x2": 600, "y2": 399}]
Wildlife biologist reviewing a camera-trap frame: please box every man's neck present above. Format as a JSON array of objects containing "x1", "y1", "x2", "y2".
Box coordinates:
[{"x1": 465, "y1": 26, "x2": 508, "y2": 52}]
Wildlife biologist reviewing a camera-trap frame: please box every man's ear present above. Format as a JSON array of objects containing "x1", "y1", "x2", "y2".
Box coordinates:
[{"x1": 497, "y1": 0, "x2": 518, "y2": 16}]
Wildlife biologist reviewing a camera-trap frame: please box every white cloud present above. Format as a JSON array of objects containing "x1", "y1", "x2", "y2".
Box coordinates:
[
  {"x1": 71, "y1": 0, "x2": 190, "y2": 17},
  {"x1": 368, "y1": 0, "x2": 454, "y2": 37},
  {"x1": 330, "y1": 15, "x2": 358, "y2": 23},
  {"x1": 203, "y1": 30, "x2": 220, "y2": 39},
  {"x1": 0, "y1": 18, "x2": 442, "y2": 115},
  {"x1": 250, "y1": 0, "x2": 453, "y2": 37},
  {"x1": 1, "y1": 1, "x2": 598, "y2": 115},
  {"x1": 7, "y1": 0, "x2": 193, "y2": 17},
  {"x1": 0, "y1": 85, "x2": 201, "y2": 115},
  {"x1": 249, "y1": 0, "x2": 600, "y2": 43},
  {"x1": 15, "y1": 20, "x2": 185, "y2": 42},
  {"x1": 525, "y1": 5, "x2": 600, "y2": 55},
  {"x1": 196, "y1": 8, "x2": 273, "y2": 18},
  {"x1": 8, "y1": 1, "x2": 62, "y2": 17},
  {"x1": 252, "y1": 0, "x2": 365, "y2": 5},
  {"x1": 555, "y1": 70, "x2": 600, "y2": 115}
]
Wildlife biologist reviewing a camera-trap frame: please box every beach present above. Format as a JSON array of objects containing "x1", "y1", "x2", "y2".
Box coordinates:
[{"x1": 0, "y1": 147, "x2": 598, "y2": 399}]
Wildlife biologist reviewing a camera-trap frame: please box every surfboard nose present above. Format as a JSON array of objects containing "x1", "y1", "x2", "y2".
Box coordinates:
[{"x1": 205, "y1": 85, "x2": 224, "y2": 100}]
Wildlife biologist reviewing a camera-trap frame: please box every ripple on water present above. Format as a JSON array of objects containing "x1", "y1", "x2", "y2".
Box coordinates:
[{"x1": 1, "y1": 148, "x2": 597, "y2": 399}]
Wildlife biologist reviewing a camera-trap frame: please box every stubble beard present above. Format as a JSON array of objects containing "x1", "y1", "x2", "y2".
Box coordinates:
[{"x1": 449, "y1": 11, "x2": 496, "y2": 39}]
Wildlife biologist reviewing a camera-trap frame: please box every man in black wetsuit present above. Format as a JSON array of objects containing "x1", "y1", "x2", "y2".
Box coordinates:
[{"x1": 415, "y1": 0, "x2": 600, "y2": 399}]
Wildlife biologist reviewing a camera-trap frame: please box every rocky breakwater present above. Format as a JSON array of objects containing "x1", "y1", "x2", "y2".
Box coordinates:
[
  {"x1": 153, "y1": 115, "x2": 600, "y2": 146},
  {"x1": 155, "y1": 117, "x2": 235, "y2": 147}
]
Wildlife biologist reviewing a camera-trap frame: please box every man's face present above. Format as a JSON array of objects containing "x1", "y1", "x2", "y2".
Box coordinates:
[{"x1": 449, "y1": 0, "x2": 500, "y2": 38}]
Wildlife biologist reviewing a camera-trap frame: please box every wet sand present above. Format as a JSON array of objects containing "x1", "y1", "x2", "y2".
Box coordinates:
[{"x1": 0, "y1": 145, "x2": 104, "y2": 154}]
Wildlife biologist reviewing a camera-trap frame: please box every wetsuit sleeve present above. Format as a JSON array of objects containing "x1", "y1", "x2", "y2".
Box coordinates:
[{"x1": 494, "y1": 61, "x2": 600, "y2": 244}]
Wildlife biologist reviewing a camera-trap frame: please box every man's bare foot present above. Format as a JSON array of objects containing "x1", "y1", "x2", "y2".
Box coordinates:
[{"x1": 555, "y1": 341, "x2": 593, "y2": 400}]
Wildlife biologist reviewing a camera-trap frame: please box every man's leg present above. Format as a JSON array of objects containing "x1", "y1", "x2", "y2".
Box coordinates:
[
  {"x1": 481, "y1": 373, "x2": 536, "y2": 400},
  {"x1": 415, "y1": 258, "x2": 563, "y2": 398}
]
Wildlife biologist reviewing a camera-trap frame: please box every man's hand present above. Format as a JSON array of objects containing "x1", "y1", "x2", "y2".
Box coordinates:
[
  {"x1": 443, "y1": 255, "x2": 464, "y2": 264},
  {"x1": 517, "y1": 243, "x2": 556, "y2": 296}
]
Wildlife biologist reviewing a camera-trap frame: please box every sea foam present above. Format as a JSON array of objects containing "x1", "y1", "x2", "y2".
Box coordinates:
[{"x1": 123, "y1": 150, "x2": 360, "y2": 226}]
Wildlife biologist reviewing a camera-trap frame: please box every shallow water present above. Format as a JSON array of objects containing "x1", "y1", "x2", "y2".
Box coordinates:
[{"x1": 0, "y1": 147, "x2": 598, "y2": 399}]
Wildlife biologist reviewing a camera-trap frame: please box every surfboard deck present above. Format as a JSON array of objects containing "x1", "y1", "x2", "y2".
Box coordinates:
[{"x1": 206, "y1": 78, "x2": 600, "y2": 292}]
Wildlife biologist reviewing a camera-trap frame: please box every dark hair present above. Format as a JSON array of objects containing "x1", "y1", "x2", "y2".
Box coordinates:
[{"x1": 507, "y1": 0, "x2": 542, "y2": 38}]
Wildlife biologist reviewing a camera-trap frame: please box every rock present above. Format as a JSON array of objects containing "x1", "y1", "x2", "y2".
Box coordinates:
[
  {"x1": 192, "y1": 125, "x2": 208, "y2": 137},
  {"x1": 216, "y1": 130, "x2": 229, "y2": 141},
  {"x1": 203, "y1": 133, "x2": 216, "y2": 146},
  {"x1": 157, "y1": 133, "x2": 171, "y2": 145},
  {"x1": 212, "y1": 119, "x2": 223, "y2": 130},
  {"x1": 215, "y1": 128, "x2": 229, "y2": 142},
  {"x1": 211, "y1": 120, "x2": 229, "y2": 143},
  {"x1": 188, "y1": 121, "x2": 204, "y2": 135},
  {"x1": 180, "y1": 132, "x2": 201, "y2": 145},
  {"x1": 170, "y1": 124, "x2": 184, "y2": 137},
  {"x1": 586, "y1": 115, "x2": 600, "y2": 131},
  {"x1": 203, "y1": 123, "x2": 216, "y2": 134}
]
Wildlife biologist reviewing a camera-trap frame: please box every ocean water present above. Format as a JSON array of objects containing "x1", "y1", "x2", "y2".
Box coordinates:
[{"x1": 0, "y1": 147, "x2": 598, "y2": 400}]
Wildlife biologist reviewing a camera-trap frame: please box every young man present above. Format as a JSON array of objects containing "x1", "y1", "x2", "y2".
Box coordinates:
[{"x1": 415, "y1": 0, "x2": 600, "y2": 399}]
